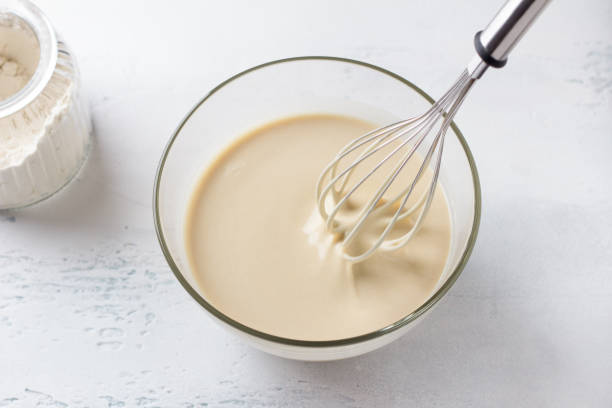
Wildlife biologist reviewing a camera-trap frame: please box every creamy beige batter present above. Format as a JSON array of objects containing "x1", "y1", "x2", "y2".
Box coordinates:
[{"x1": 185, "y1": 114, "x2": 451, "y2": 341}]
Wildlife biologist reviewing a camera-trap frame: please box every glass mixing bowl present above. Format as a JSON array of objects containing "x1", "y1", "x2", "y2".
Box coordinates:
[{"x1": 154, "y1": 57, "x2": 481, "y2": 361}]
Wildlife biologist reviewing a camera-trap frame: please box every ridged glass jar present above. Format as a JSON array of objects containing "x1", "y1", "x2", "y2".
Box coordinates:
[{"x1": 0, "y1": 0, "x2": 91, "y2": 209}]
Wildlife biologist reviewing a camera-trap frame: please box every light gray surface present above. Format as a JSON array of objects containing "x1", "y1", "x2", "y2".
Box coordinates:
[{"x1": 1, "y1": 0, "x2": 611, "y2": 406}]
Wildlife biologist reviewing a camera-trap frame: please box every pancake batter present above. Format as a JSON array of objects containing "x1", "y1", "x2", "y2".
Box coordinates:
[{"x1": 185, "y1": 114, "x2": 451, "y2": 341}]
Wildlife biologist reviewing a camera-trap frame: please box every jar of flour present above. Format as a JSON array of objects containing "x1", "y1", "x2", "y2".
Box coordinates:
[{"x1": 0, "y1": 0, "x2": 91, "y2": 209}]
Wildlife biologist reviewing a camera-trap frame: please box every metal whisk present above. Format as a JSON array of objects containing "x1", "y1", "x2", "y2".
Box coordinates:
[{"x1": 317, "y1": 0, "x2": 550, "y2": 262}]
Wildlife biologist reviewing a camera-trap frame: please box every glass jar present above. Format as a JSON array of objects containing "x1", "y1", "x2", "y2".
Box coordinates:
[{"x1": 0, "y1": 0, "x2": 91, "y2": 209}]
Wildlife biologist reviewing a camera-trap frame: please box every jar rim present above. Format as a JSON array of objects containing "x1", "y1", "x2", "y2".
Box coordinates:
[{"x1": 0, "y1": 0, "x2": 57, "y2": 118}]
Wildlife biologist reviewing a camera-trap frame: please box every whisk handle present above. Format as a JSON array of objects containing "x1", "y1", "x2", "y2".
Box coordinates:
[{"x1": 475, "y1": 0, "x2": 550, "y2": 68}]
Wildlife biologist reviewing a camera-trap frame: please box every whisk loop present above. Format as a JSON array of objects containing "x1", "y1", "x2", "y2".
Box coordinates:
[{"x1": 316, "y1": 70, "x2": 477, "y2": 262}]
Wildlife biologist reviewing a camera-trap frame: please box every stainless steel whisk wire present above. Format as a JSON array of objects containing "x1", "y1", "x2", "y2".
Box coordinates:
[{"x1": 316, "y1": 0, "x2": 550, "y2": 262}]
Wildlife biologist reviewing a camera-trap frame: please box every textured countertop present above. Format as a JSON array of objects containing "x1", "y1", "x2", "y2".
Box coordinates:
[{"x1": 1, "y1": 0, "x2": 611, "y2": 406}]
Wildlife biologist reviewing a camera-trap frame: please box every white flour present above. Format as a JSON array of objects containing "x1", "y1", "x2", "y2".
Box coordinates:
[{"x1": 0, "y1": 55, "x2": 31, "y2": 101}]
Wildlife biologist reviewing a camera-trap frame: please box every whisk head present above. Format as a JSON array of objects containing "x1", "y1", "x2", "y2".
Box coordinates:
[{"x1": 316, "y1": 70, "x2": 476, "y2": 262}]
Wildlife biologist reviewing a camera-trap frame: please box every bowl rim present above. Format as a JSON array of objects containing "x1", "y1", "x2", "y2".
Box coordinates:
[{"x1": 153, "y1": 56, "x2": 481, "y2": 348}]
